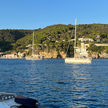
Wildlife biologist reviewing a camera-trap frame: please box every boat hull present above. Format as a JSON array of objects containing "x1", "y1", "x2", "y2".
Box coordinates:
[
  {"x1": 25, "y1": 57, "x2": 42, "y2": 60},
  {"x1": 25, "y1": 55, "x2": 43, "y2": 60},
  {"x1": 0, "y1": 92, "x2": 38, "y2": 108},
  {"x1": 65, "y1": 58, "x2": 92, "y2": 64}
]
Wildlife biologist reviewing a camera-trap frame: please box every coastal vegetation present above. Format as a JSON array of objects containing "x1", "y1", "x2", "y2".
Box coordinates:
[
  {"x1": 0, "y1": 29, "x2": 32, "y2": 51},
  {"x1": 0, "y1": 24, "x2": 108, "y2": 58}
]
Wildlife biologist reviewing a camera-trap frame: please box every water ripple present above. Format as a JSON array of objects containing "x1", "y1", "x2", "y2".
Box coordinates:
[{"x1": 0, "y1": 59, "x2": 108, "y2": 108}]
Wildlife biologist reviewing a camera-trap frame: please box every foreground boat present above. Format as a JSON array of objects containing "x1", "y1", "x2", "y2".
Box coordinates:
[{"x1": 0, "y1": 92, "x2": 38, "y2": 108}]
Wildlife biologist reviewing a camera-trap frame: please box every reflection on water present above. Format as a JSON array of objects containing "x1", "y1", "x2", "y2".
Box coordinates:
[{"x1": 0, "y1": 59, "x2": 108, "y2": 108}]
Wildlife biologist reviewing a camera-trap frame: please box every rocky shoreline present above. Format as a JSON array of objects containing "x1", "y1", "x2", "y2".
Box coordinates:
[{"x1": 0, "y1": 50, "x2": 108, "y2": 59}]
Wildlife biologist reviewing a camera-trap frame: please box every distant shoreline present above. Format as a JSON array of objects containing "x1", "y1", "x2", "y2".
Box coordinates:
[{"x1": 0, "y1": 58, "x2": 108, "y2": 59}]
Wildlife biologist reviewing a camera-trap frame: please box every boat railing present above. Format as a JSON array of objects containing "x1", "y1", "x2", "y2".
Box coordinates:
[{"x1": 0, "y1": 93, "x2": 16, "y2": 101}]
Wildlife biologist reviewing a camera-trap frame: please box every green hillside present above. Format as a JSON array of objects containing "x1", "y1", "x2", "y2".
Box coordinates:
[
  {"x1": 0, "y1": 24, "x2": 108, "y2": 56},
  {"x1": 13, "y1": 24, "x2": 74, "y2": 56},
  {"x1": 13, "y1": 24, "x2": 108, "y2": 55},
  {"x1": 0, "y1": 29, "x2": 32, "y2": 51}
]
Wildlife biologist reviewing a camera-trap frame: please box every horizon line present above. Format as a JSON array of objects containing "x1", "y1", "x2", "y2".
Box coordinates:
[{"x1": 0, "y1": 23, "x2": 108, "y2": 30}]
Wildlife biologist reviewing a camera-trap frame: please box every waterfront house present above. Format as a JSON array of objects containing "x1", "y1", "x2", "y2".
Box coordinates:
[
  {"x1": 78, "y1": 38, "x2": 94, "y2": 42},
  {"x1": 5, "y1": 53, "x2": 17, "y2": 58}
]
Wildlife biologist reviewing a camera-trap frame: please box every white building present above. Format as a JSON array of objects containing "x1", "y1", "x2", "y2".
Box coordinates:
[{"x1": 78, "y1": 38, "x2": 94, "y2": 42}]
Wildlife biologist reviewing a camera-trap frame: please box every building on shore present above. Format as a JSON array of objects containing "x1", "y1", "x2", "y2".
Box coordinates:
[
  {"x1": 0, "y1": 52, "x2": 26, "y2": 59},
  {"x1": 3, "y1": 53, "x2": 17, "y2": 59},
  {"x1": 78, "y1": 38, "x2": 94, "y2": 42}
]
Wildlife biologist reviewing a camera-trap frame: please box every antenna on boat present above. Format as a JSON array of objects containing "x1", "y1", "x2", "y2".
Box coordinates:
[{"x1": 74, "y1": 17, "x2": 77, "y2": 57}]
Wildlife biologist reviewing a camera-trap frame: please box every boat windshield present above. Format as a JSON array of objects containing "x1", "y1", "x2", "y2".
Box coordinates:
[{"x1": 0, "y1": 93, "x2": 15, "y2": 101}]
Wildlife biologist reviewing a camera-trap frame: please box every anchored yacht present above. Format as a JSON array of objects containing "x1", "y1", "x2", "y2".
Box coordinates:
[{"x1": 65, "y1": 18, "x2": 92, "y2": 64}]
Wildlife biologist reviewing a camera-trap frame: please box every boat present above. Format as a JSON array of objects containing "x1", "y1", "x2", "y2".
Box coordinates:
[
  {"x1": 25, "y1": 32, "x2": 43, "y2": 60},
  {"x1": 65, "y1": 57, "x2": 92, "y2": 64},
  {"x1": 65, "y1": 18, "x2": 92, "y2": 64},
  {"x1": 25, "y1": 55, "x2": 43, "y2": 60},
  {"x1": 0, "y1": 92, "x2": 38, "y2": 108}
]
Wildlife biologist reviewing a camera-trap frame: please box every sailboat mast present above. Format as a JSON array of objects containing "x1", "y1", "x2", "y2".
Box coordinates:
[
  {"x1": 74, "y1": 18, "x2": 77, "y2": 57},
  {"x1": 32, "y1": 32, "x2": 34, "y2": 56}
]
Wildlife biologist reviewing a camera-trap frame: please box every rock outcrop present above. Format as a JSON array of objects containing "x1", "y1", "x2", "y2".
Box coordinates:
[{"x1": 39, "y1": 50, "x2": 66, "y2": 58}]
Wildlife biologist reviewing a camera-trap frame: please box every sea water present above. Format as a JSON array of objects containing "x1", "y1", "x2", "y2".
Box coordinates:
[{"x1": 0, "y1": 59, "x2": 108, "y2": 108}]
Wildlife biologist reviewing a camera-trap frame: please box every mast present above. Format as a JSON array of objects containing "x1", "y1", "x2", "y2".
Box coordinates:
[
  {"x1": 32, "y1": 32, "x2": 34, "y2": 56},
  {"x1": 74, "y1": 18, "x2": 77, "y2": 57}
]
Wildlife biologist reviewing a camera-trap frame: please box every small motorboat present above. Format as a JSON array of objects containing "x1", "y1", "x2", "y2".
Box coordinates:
[{"x1": 0, "y1": 92, "x2": 38, "y2": 108}]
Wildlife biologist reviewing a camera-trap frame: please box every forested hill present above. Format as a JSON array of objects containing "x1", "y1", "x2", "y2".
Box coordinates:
[
  {"x1": 0, "y1": 29, "x2": 32, "y2": 51},
  {"x1": 0, "y1": 29, "x2": 33, "y2": 42},
  {"x1": 13, "y1": 24, "x2": 108, "y2": 54},
  {"x1": 1, "y1": 24, "x2": 108, "y2": 53}
]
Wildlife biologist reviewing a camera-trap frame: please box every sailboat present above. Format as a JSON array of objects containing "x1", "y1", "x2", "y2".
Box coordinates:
[
  {"x1": 65, "y1": 18, "x2": 92, "y2": 64},
  {"x1": 25, "y1": 32, "x2": 43, "y2": 60}
]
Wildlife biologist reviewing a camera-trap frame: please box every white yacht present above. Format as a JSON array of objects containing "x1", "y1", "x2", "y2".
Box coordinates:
[
  {"x1": 65, "y1": 18, "x2": 92, "y2": 64},
  {"x1": 0, "y1": 92, "x2": 38, "y2": 108},
  {"x1": 65, "y1": 57, "x2": 92, "y2": 64}
]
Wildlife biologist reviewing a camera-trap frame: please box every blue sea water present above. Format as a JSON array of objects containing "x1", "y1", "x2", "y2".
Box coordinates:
[{"x1": 0, "y1": 59, "x2": 108, "y2": 108}]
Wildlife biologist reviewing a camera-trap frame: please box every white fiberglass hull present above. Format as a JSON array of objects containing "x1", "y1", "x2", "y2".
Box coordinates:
[
  {"x1": 25, "y1": 55, "x2": 43, "y2": 60},
  {"x1": 65, "y1": 57, "x2": 92, "y2": 64},
  {"x1": 25, "y1": 57, "x2": 42, "y2": 60}
]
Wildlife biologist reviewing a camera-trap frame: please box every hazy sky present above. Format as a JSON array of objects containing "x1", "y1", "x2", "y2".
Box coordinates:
[{"x1": 0, "y1": 0, "x2": 107, "y2": 29}]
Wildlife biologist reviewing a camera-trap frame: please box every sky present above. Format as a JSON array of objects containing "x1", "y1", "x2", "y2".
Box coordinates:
[{"x1": 0, "y1": 0, "x2": 108, "y2": 29}]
